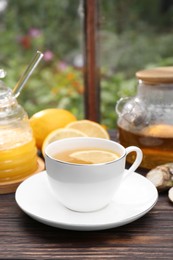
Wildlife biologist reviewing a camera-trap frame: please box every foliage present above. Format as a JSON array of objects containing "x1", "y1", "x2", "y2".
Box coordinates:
[
  {"x1": 0, "y1": 0, "x2": 81, "y2": 59},
  {"x1": 99, "y1": 0, "x2": 173, "y2": 33},
  {"x1": 1, "y1": 0, "x2": 84, "y2": 120},
  {"x1": 4, "y1": 61, "x2": 84, "y2": 119},
  {"x1": 101, "y1": 72, "x2": 137, "y2": 129}
]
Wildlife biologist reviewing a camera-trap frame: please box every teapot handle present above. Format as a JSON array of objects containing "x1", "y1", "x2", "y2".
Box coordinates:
[
  {"x1": 116, "y1": 96, "x2": 150, "y2": 127},
  {"x1": 115, "y1": 97, "x2": 134, "y2": 116}
]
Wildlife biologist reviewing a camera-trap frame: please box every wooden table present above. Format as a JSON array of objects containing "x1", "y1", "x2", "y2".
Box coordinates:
[{"x1": 1, "y1": 131, "x2": 173, "y2": 259}]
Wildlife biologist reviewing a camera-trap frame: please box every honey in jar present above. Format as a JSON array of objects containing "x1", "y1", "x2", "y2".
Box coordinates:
[{"x1": 0, "y1": 81, "x2": 38, "y2": 184}]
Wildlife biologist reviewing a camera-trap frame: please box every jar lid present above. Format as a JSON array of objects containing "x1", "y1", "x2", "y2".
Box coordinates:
[{"x1": 136, "y1": 67, "x2": 173, "y2": 84}]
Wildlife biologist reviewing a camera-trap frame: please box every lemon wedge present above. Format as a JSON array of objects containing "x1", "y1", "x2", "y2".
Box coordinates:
[
  {"x1": 66, "y1": 120, "x2": 110, "y2": 139},
  {"x1": 42, "y1": 128, "x2": 87, "y2": 157}
]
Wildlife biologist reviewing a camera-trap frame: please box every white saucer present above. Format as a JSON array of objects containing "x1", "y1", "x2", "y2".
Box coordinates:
[{"x1": 15, "y1": 170, "x2": 158, "y2": 231}]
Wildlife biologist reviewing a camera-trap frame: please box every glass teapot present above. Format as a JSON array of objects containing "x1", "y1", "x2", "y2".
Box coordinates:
[
  {"x1": 116, "y1": 67, "x2": 173, "y2": 169},
  {"x1": 0, "y1": 76, "x2": 38, "y2": 185}
]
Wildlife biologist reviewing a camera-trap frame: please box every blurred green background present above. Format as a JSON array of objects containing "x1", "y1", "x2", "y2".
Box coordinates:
[{"x1": 1, "y1": 0, "x2": 173, "y2": 128}]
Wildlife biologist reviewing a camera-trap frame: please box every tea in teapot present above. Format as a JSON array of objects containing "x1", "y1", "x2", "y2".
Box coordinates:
[{"x1": 116, "y1": 67, "x2": 173, "y2": 169}]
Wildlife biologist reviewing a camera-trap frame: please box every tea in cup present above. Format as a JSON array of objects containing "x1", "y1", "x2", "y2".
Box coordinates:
[{"x1": 45, "y1": 137, "x2": 143, "y2": 212}]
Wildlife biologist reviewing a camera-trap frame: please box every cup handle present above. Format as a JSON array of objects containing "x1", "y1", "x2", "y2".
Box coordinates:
[{"x1": 123, "y1": 146, "x2": 143, "y2": 179}]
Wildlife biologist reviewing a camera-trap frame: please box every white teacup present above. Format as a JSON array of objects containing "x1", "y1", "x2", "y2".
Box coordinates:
[{"x1": 45, "y1": 137, "x2": 143, "y2": 212}]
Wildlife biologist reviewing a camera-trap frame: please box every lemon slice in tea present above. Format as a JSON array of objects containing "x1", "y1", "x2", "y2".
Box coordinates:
[{"x1": 70, "y1": 149, "x2": 119, "y2": 164}]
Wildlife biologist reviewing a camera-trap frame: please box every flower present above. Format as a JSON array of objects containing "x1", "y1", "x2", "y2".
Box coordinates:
[
  {"x1": 19, "y1": 36, "x2": 31, "y2": 49},
  {"x1": 28, "y1": 28, "x2": 42, "y2": 38},
  {"x1": 57, "y1": 61, "x2": 68, "y2": 71},
  {"x1": 67, "y1": 72, "x2": 75, "y2": 81},
  {"x1": 43, "y1": 50, "x2": 54, "y2": 62}
]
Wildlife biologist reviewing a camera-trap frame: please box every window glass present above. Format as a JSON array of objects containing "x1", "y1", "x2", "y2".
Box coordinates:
[
  {"x1": 2, "y1": 0, "x2": 173, "y2": 129},
  {"x1": 0, "y1": 0, "x2": 84, "y2": 118},
  {"x1": 99, "y1": 0, "x2": 173, "y2": 128}
]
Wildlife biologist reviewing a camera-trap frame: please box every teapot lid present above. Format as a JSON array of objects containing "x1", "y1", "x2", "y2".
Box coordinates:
[{"x1": 136, "y1": 67, "x2": 173, "y2": 84}]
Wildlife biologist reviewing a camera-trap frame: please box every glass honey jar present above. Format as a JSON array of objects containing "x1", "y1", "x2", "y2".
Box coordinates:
[
  {"x1": 0, "y1": 80, "x2": 38, "y2": 186},
  {"x1": 116, "y1": 66, "x2": 173, "y2": 169}
]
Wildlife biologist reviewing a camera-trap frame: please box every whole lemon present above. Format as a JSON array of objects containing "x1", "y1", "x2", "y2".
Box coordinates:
[{"x1": 29, "y1": 108, "x2": 77, "y2": 150}]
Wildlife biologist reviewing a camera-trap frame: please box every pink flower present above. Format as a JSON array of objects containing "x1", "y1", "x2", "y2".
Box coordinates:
[
  {"x1": 29, "y1": 28, "x2": 42, "y2": 38},
  {"x1": 57, "y1": 61, "x2": 68, "y2": 71},
  {"x1": 43, "y1": 50, "x2": 54, "y2": 61}
]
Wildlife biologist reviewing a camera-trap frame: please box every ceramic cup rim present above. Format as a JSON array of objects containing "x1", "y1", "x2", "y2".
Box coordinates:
[{"x1": 45, "y1": 137, "x2": 126, "y2": 166}]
